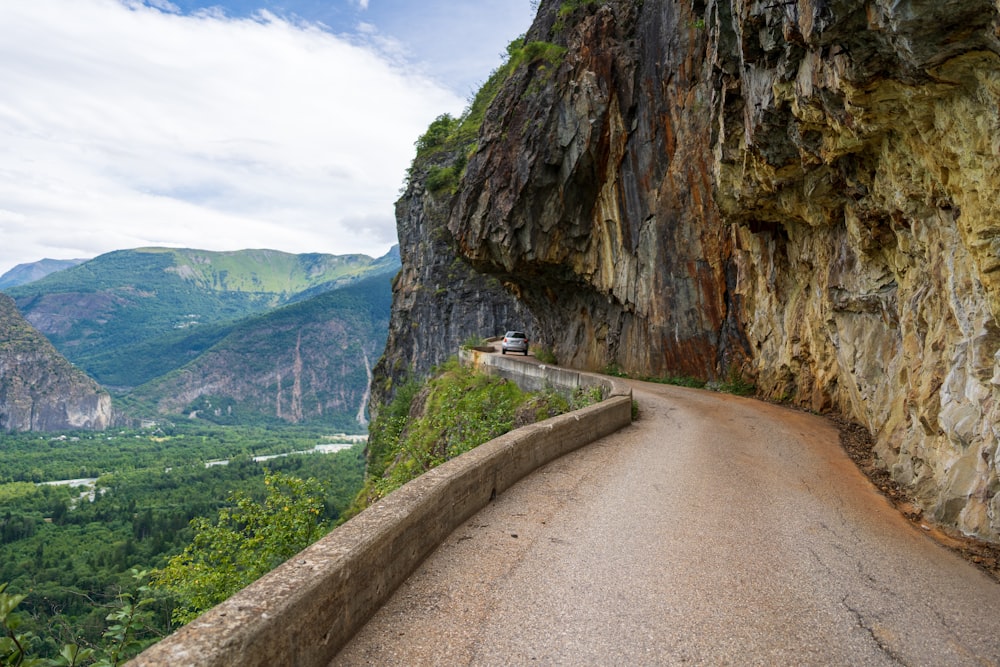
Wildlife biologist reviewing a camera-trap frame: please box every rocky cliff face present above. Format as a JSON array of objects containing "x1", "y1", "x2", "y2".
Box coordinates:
[
  {"x1": 715, "y1": 0, "x2": 1000, "y2": 541},
  {"x1": 0, "y1": 294, "x2": 112, "y2": 432},
  {"x1": 372, "y1": 145, "x2": 536, "y2": 411},
  {"x1": 379, "y1": 0, "x2": 1000, "y2": 542}
]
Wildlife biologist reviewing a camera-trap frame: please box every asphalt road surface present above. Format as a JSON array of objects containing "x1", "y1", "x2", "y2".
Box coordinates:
[{"x1": 333, "y1": 379, "x2": 1000, "y2": 666}]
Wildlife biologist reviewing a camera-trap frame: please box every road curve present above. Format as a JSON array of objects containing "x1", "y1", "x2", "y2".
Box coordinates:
[{"x1": 333, "y1": 379, "x2": 1000, "y2": 666}]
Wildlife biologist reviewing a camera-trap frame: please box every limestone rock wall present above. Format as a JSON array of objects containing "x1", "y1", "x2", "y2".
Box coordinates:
[
  {"x1": 418, "y1": 0, "x2": 1000, "y2": 541},
  {"x1": 452, "y1": 1, "x2": 744, "y2": 378},
  {"x1": 717, "y1": 0, "x2": 1000, "y2": 539}
]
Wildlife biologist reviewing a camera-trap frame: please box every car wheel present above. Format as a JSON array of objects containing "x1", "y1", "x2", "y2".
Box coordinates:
[
  {"x1": 524, "y1": 348, "x2": 529, "y2": 356},
  {"x1": 502, "y1": 348, "x2": 506, "y2": 354}
]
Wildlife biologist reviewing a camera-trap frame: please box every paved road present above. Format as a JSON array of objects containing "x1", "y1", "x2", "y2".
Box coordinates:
[{"x1": 333, "y1": 380, "x2": 1000, "y2": 666}]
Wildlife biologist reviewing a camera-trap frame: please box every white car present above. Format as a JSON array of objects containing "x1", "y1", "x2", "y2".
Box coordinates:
[{"x1": 501, "y1": 331, "x2": 529, "y2": 355}]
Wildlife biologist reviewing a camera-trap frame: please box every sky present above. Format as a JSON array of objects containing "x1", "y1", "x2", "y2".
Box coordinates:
[{"x1": 0, "y1": 0, "x2": 537, "y2": 276}]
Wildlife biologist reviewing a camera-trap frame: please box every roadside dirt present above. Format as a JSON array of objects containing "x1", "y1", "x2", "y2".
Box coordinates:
[{"x1": 833, "y1": 416, "x2": 1000, "y2": 583}]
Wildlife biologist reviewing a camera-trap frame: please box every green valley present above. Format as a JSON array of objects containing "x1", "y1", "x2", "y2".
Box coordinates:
[
  {"x1": 0, "y1": 245, "x2": 402, "y2": 659},
  {"x1": 0, "y1": 359, "x2": 584, "y2": 663}
]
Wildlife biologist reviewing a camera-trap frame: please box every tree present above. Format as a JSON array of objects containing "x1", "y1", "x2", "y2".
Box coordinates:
[
  {"x1": 152, "y1": 473, "x2": 327, "y2": 625},
  {"x1": 1, "y1": 570, "x2": 160, "y2": 667}
]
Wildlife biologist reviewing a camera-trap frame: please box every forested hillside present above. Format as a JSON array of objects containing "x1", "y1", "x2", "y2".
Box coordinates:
[
  {"x1": 1, "y1": 246, "x2": 399, "y2": 430},
  {"x1": 129, "y1": 272, "x2": 393, "y2": 426}
]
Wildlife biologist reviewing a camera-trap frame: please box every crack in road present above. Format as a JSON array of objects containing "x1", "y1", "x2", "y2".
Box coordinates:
[{"x1": 841, "y1": 594, "x2": 909, "y2": 666}]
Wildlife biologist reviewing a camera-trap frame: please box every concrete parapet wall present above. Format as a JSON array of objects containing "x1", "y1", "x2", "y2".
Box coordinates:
[
  {"x1": 459, "y1": 347, "x2": 628, "y2": 397},
  {"x1": 129, "y1": 357, "x2": 631, "y2": 667}
]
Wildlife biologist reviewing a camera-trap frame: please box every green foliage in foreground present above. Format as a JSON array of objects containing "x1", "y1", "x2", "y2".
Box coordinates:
[
  {"x1": 152, "y1": 473, "x2": 327, "y2": 625},
  {"x1": 0, "y1": 424, "x2": 365, "y2": 660},
  {"x1": 1, "y1": 569, "x2": 159, "y2": 667},
  {"x1": 351, "y1": 359, "x2": 602, "y2": 514}
]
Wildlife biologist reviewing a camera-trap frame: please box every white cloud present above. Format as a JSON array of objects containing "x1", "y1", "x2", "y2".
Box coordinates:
[{"x1": 0, "y1": 0, "x2": 467, "y2": 275}]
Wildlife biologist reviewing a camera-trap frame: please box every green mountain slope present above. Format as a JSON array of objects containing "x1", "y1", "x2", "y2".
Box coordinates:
[
  {"x1": 129, "y1": 273, "x2": 394, "y2": 429},
  {"x1": 8, "y1": 247, "x2": 398, "y2": 389}
]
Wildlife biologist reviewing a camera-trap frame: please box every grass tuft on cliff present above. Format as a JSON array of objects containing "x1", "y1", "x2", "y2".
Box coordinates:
[
  {"x1": 554, "y1": 0, "x2": 608, "y2": 33},
  {"x1": 410, "y1": 34, "x2": 565, "y2": 196}
]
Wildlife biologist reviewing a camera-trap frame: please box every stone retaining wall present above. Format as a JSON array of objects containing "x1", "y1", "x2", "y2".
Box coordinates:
[{"x1": 128, "y1": 355, "x2": 631, "y2": 667}]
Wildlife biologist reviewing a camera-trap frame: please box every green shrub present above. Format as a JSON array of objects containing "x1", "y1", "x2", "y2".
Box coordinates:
[
  {"x1": 152, "y1": 473, "x2": 327, "y2": 625},
  {"x1": 508, "y1": 40, "x2": 567, "y2": 71},
  {"x1": 1, "y1": 569, "x2": 160, "y2": 666},
  {"x1": 602, "y1": 363, "x2": 629, "y2": 378},
  {"x1": 645, "y1": 374, "x2": 707, "y2": 389},
  {"x1": 554, "y1": 0, "x2": 605, "y2": 32},
  {"x1": 425, "y1": 164, "x2": 460, "y2": 195},
  {"x1": 558, "y1": 0, "x2": 602, "y2": 17},
  {"x1": 356, "y1": 359, "x2": 590, "y2": 508},
  {"x1": 716, "y1": 366, "x2": 756, "y2": 397},
  {"x1": 569, "y1": 385, "x2": 605, "y2": 410},
  {"x1": 534, "y1": 347, "x2": 557, "y2": 364},
  {"x1": 414, "y1": 114, "x2": 460, "y2": 156},
  {"x1": 461, "y1": 335, "x2": 488, "y2": 350}
]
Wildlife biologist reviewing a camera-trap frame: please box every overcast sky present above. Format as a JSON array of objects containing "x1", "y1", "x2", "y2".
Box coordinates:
[{"x1": 0, "y1": 0, "x2": 536, "y2": 275}]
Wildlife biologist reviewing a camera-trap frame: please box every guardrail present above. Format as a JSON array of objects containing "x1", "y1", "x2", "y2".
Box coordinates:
[{"x1": 128, "y1": 351, "x2": 632, "y2": 667}]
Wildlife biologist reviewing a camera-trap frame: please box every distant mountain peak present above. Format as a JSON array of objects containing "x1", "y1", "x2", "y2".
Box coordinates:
[{"x1": 0, "y1": 258, "x2": 88, "y2": 290}]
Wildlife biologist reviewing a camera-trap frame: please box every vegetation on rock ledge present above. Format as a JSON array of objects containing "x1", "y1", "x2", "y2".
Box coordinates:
[
  {"x1": 411, "y1": 34, "x2": 565, "y2": 196},
  {"x1": 350, "y1": 359, "x2": 602, "y2": 515}
]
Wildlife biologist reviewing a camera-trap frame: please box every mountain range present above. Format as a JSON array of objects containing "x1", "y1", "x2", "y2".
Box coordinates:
[{"x1": 1, "y1": 246, "x2": 399, "y2": 430}]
